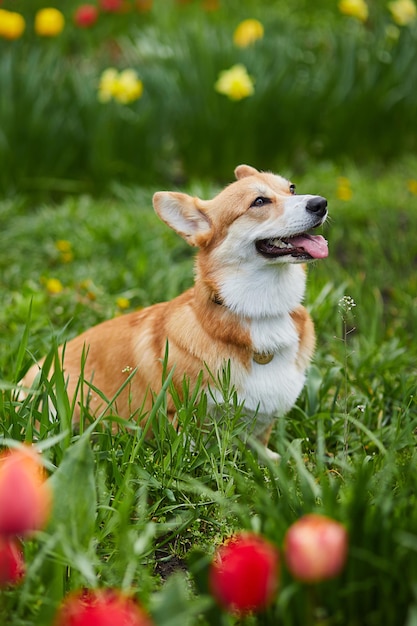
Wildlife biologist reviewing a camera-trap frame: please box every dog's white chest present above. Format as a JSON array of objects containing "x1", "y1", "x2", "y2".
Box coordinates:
[{"x1": 233, "y1": 314, "x2": 305, "y2": 431}]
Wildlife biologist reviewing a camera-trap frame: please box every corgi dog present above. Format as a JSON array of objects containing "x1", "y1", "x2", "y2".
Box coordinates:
[{"x1": 22, "y1": 164, "x2": 328, "y2": 455}]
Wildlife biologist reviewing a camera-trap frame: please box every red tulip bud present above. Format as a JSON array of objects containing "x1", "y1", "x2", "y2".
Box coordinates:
[
  {"x1": 74, "y1": 5, "x2": 99, "y2": 28},
  {"x1": 0, "y1": 446, "x2": 52, "y2": 536},
  {"x1": 54, "y1": 589, "x2": 154, "y2": 626},
  {"x1": 209, "y1": 532, "x2": 279, "y2": 615},
  {"x1": 284, "y1": 514, "x2": 348, "y2": 582},
  {"x1": 0, "y1": 537, "x2": 25, "y2": 587}
]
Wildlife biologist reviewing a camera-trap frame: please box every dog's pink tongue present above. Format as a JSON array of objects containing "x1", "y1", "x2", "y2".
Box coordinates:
[{"x1": 290, "y1": 234, "x2": 328, "y2": 259}]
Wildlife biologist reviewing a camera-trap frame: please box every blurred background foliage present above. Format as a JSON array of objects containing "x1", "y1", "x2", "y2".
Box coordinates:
[{"x1": 0, "y1": 0, "x2": 416, "y2": 195}]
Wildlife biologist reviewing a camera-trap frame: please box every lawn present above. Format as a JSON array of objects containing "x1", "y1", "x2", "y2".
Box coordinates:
[{"x1": 1, "y1": 158, "x2": 417, "y2": 624}]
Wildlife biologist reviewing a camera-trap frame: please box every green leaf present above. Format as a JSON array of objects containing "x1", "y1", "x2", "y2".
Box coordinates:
[
  {"x1": 149, "y1": 572, "x2": 214, "y2": 626},
  {"x1": 48, "y1": 434, "x2": 97, "y2": 551}
]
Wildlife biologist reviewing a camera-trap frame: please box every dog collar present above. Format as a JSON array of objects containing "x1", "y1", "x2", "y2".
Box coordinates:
[
  {"x1": 211, "y1": 293, "x2": 274, "y2": 365},
  {"x1": 211, "y1": 292, "x2": 224, "y2": 306},
  {"x1": 253, "y1": 352, "x2": 274, "y2": 365}
]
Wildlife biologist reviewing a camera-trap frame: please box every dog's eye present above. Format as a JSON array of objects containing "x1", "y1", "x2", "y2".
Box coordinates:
[
  {"x1": 251, "y1": 196, "x2": 271, "y2": 207},
  {"x1": 289, "y1": 184, "x2": 296, "y2": 195}
]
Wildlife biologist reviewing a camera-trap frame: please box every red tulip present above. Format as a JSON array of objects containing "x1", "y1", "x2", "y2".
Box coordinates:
[
  {"x1": 99, "y1": 0, "x2": 123, "y2": 11},
  {"x1": 0, "y1": 537, "x2": 25, "y2": 587},
  {"x1": 74, "y1": 5, "x2": 99, "y2": 28},
  {"x1": 209, "y1": 532, "x2": 279, "y2": 615},
  {"x1": 284, "y1": 514, "x2": 348, "y2": 583},
  {"x1": 0, "y1": 446, "x2": 52, "y2": 536},
  {"x1": 54, "y1": 589, "x2": 154, "y2": 626}
]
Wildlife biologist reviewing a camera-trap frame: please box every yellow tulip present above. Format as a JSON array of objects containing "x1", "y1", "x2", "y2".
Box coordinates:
[
  {"x1": 98, "y1": 68, "x2": 143, "y2": 104},
  {"x1": 338, "y1": 0, "x2": 369, "y2": 21},
  {"x1": 388, "y1": 0, "x2": 417, "y2": 25},
  {"x1": 215, "y1": 64, "x2": 255, "y2": 101},
  {"x1": 0, "y1": 9, "x2": 25, "y2": 40},
  {"x1": 98, "y1": 68, "x2": 119, "y2": 103},
  {"x1": 34, "y1": 8, "x2": 65, "y2": 37},
  {"x1": 113, "y1": 69, "x2": 144, "y2": 104},
  {"x1": 233, "y1": 19, "x2": 264, "y2": 48}
]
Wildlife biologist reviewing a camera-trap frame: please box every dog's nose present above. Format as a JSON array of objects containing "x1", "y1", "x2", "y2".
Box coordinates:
[{"x1": 306, "y1": 196, "x2": 327, "y2": 217}]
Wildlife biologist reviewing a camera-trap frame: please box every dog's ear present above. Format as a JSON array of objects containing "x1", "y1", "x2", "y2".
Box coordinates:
[
  {"x1": 234, "y1": 164, "x2": 259, "y2": 180},
  {"x1": 153, "y1": 192, "x2": 212, "y2": 247}
]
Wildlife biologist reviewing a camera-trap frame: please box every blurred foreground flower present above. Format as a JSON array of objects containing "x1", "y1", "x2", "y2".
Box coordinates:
[
  {"x1": 388, "y1": 0, "x2": 417, "y2": 25},
  {"x1": 74, "y1": 4, "x2": 99, "y2": 28},
  {"x1": 98, "y1": 68, "x2": 144, "y2": 104},
  {"x1": 0, "y1": 538, "x2": 25, "y2": 587},
  {"x1": 233, "y1": 19, "x2": 264, "y2": 47},
  {"x1": 209, "y1": 532, "x2": 279, "y2": 615},
  {"x1": 0, "y1": 447, "x2": 51, "y2": 536},
  {"x1": 215, "y1": 64, "x2": 254, "y2": 101},
  {"x1": 338, "y1": 0, "x2": 369, "y2": 21},
  {"x1": 284, "y1": 514, "x2": 348, "y2": 583},
  {"x1": 0, "y1": 9, "x2": 25, "y2": 40},
  {"x1": 35, "y1": 8, "x2": 65, "y2": 37},
  {"x1": 54, "y1": 589, "x2": 154, "y2": 626}
]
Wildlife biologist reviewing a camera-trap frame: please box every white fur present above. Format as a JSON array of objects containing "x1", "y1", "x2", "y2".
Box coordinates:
[
  {"x1": 215, "y1": 264, "x2": 306, "y2": 317},
  {"x1": 209, "y1": 348, "x2": 305, "y2": 436}
]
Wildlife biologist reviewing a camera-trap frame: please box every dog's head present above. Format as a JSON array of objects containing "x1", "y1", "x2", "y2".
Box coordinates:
[{"x1": 153, "y1": 164, "x2": 328, "y2": 265}]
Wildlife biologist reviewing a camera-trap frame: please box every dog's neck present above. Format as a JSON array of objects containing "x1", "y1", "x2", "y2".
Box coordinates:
[{"x1": 196, "y1": 259, "x2": 307, "y2": 319}]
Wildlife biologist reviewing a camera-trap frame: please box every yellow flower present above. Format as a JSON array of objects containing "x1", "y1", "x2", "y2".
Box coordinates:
[
  {"x1": 0, "y1": 9, "x2": 26, "y2": 40},
  {"x1": 113, "y1": 69, "x2": 144, "y2": 104},
  {"x1": 98, "y1": 68, "x2": 143, "y2": 104},
  {"x1": 98, "y1": 68, "x2": 119, "y2": 102},
  {"x1": 388, "y1": 0, "x2": 417, "y2": 25},
  {"x1": 233, "y1": 19, "x2": 264, "y2": 48},
  {"x1": 407, "y1": 179, "x2": 417, "y2": 195},
  {"x1": 336, "y1": 177, "x2": 353, "y2": 201},
  {"x1": 116, "y1": 297, "x2": 130, "y2": 310},
  {"x1": 338, "y1": 0, "x2": 369, "y2": 21},
  {"x1": 215, "y1": 64, "x2": 255, "y2": 101},
  {"x1": 45, "y1": 278, "x2": 64, "y2": 294},
  {"x1": 55, "y1": 240, "x2": 72, "y2": 253},
  {"x1": 34, "y1": 8, "x2": 65, "y2": 37},
  {"x1": 55, "y1": 240, "x2": 73, "y2": 262}
]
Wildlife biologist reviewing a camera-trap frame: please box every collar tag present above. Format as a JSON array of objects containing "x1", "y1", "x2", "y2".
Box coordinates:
[{"x1": 253, "y1": 352, "x2": 274, "y2": 365}]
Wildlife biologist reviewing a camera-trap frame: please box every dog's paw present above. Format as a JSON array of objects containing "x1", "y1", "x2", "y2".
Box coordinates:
[{"x1": 264, "y1": 447, "x2": 281, "y2": 462}]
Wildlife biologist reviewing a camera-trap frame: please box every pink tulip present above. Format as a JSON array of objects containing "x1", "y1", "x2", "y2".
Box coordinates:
[
  {"x1": 209, "y1": 532, "x2": 280, "y2": 615},
  {"x1": 284, "y1": 514, "x2": 348, "y2": 582},
  {"x1": 0, "y1": 537, "x2": 25, "y2": 587},
  {"x1": 0, "y1": 446, "x2": 51, "y2": 536}
]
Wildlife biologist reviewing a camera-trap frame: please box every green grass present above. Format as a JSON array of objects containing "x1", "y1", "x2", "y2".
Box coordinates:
[{"x1": 1, "y1": 160, "x2": 417, "y2": 624}]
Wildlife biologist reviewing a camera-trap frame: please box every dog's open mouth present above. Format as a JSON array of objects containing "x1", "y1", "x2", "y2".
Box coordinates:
[{"x1": 256, "y1": 233, "x2": 328, "y2": 260}]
